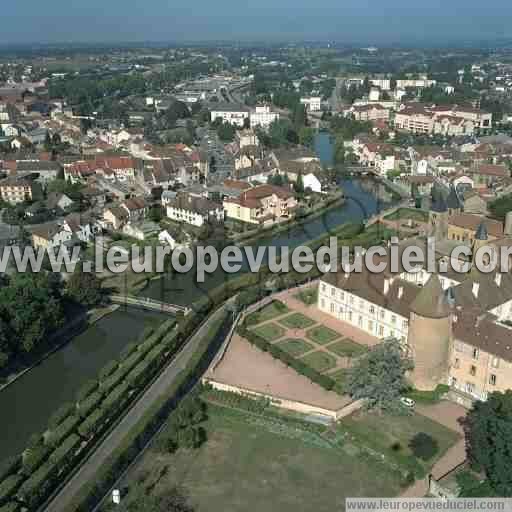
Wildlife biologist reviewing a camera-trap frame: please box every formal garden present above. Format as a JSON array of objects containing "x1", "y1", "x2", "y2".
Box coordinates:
[{"x1": 243, "y1": 301, "x2": 368, "y2": 394}]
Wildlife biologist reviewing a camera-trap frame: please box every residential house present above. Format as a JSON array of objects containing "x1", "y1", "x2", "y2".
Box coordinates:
[
  {"x1": 210, "y1": 104, "x2": 250, "y2": 127},
  {"x1": 166, "y1": 192, "x2": 224, "y2": 227},
  {"x1": 0, "y1": 177, "x2": 35, "y2": 204},
  {"x1": 223, "y1": 184, "x2": 297, "y2": 225}
]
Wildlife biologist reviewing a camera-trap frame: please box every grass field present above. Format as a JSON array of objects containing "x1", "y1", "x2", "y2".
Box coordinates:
[
  {"x1": 246, "y1": 301, "x2": 289, "y2": 325},
  {"x1": 294, "y1": 288, "x2": 318, "y2": 306},
  {"x1": 306, "y1": 325, "x2": 340, "y2": 345},
  {"x1": 339, "y1": 410, "x2": 461, "y2": 474},
  {"x1": 113, "y1": 405, "x2": 403, "y2": 512},
  {"x1": 276, "y1": 338, "x2": 315, "y2": 357},
  {"x1": 327, "y1": 338, "x2": 368, "y2": 358},
  {"x1": 251, "y1": 322, "x2": 286, "y2": 341},
  {"x1": 301, "y1": 351, "x2": 337, "y2": 373},
  {"x1": 279, "y1": 313, "x2": 316, "y2": 329}
]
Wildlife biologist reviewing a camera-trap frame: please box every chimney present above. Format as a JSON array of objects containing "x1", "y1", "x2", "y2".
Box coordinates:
[
  {"x1": 398, "y1": 286, "x2": 404, "y2": 300},
  {"x1": 495, "y1": 273, "x2": 502, "y2": 288},
  {"x1": 472, "y1": 282, "x2": 480, "y2": 298}
]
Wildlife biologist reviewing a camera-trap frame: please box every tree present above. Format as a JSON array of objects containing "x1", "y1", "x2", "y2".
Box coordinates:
[
  {"x1": 299, "y1": 126, "x2": 315, "y2": 148},
  {"x1": 489, "y1": 194, "x2": 512, "y2": 221},
  {"x1": 292, "y1": 103, "x2": 307, "y2": 128},
  {"x1": 408, "y1": 432, "x2": 438, "y2": 460},
  {"x1": 217, "y1": 121, "x2": 236, "y2": 142},
  {"x1": 346, "y1": 338, "x2": 413, "y2": 413},
  {"x1": 294, "y1": 171, "x2": 304, "y2": 195},
  {"x1": 67, "y1": 264, "x2": 103, "y2": 307},
  {"x1": 463, "y1": 390, "x2": 512, "y2": 496}
]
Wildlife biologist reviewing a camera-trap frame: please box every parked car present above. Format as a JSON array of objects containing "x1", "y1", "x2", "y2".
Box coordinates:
[{"x1": 400, "y1": 396, "x2": 416, "y2": 409}]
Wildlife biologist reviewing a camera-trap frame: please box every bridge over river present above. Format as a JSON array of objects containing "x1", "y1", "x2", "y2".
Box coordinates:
[{"x1": 110, "y1": 295, "x2": 190, "y2": 315}]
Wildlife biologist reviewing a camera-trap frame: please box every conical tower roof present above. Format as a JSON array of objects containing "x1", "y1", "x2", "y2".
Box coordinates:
[
  {"x1": 410, "y1": 274, "x2": 451, "y2": 319},
  {"x1": 475, "y1": 221, "x2": 488, "y2": 241},
  {"x1": 446, "y1": 185, "x2": 462, "y2": 210}
]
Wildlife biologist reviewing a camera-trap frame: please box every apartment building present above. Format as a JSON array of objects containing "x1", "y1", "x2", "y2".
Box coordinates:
[
  {"x1": 210, "y1": 104, "x2": 250, "y2": 127},
  {"x1": 0, "y1": 177, "x2": 35, "y2": 204},
  {"x1": 250, "y1": 105, "x2": 279, "y2": 129},
  {"x1": 300, "y1": 97, "x2": 322, "y2": 112},
  {"x1": 166, "y1": 192, "x2": 224, "y2": 227}
]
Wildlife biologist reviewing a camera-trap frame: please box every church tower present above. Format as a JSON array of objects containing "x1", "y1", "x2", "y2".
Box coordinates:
[{"x1": 407, "y1": 275, "x2": 452, "y2": 391}]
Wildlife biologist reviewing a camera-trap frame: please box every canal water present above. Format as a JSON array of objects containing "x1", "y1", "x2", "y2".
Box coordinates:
[
  {"x1": 0, "y1": 308, "x2": 165, "y2": 462},
  {"x1": 141, "y1": 133, "x2": 388, "y2": 306}
]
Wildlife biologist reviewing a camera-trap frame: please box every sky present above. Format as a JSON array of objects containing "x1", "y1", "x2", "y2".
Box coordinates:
[{"x1": 1, "y1": 0, "x2": 511, "y2": 45}]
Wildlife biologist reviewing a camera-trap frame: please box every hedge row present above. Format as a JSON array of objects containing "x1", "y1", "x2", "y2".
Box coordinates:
[
  {"x1": 49, "y1": 434, "x2": 81, "y2": 467},
  {"x1": 17, "y1": 459, "x2": 59, "y2": 508},
  {"x1": 64, "y1": 307, "x2": 230, "y2": 512},
  {"x1": 46, "y1": 415, "x2": 80, "y2": 448},
  {"x1": 77, "y1": 391, "x2": 103, "y2": 418},
  {"x1": 0, "y1": 503, "x2": 19, "y2": 512},
  {"x1": 21, "y1": 444, "x2": 50, "y2": 475},
  {"x1": 237, "y1": 324, "x2": 336, "y2": 392},
  {"x1": 75, "y1": 380, "x2": 98, "y2": 403},
  {"x1": 0, "y1": 474, "x2": 22, "y2": 505},
  {"x1": 0, "y1": 458, "x2": 20, "y2": 484}
]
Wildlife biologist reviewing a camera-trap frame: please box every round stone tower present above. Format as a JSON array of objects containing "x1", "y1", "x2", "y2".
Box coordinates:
[{"x1": 407, "y1": 274, "x2": 452, "y2": 391}]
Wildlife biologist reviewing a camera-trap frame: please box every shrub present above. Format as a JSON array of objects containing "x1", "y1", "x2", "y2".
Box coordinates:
[
  {"x1": 46, "y1": 415, "x2": 80, "y2": 448},
  {"x1": 0, "y1": 458, "x2": 20, "y2": 483},
  {"x1": 100, "y1": 367, "x2": 126, "y2": 394},
  {"x1": 0, "y1": 474, "x2": 23, "y2": 505},
  {"x1": 391, "y1": 442, "x2": 402, "y2": 452},
  {"x1": 78, "y1": 408, "x2": 108, "y2": 439},
  {"x1": 102, "y1": 382, "x2": 131, "y2": 417},
  {"x1": 99, "y1": 360, "x2": 119, "y2": 381},
  {"x1": 75, "y1": 380, "x2": 98, "y2": 403},
  {"x1": 121, "y1": 349, "x2": 145, "y2": 374},
  {"x1": 48, "y1": 402, "x2": 75, "y2": 429},
  {"x1": 18, "y1": 460, "x2": 59, "y2": 508},
  {"x1": 409, "y1": 432, "x2": 439, "y2": 461},
  {"x1": 21, "y1": 444, "x2": 51, "y2": 475},
  {"x1": 49, "y1": 434, "x2": 81, "y2": 467},
  {"x1": 119, "y1": 342, "x2": 138, "y2": 360},
  {"x1": 0, "y1": 502, "x2": 20, "y2": 512},
  {"x1": 126, "y1": 359, "x2": 153, "y2": 389},
  {"x1": 77, "y1": 391, "x2": 103, "y2": 418}
]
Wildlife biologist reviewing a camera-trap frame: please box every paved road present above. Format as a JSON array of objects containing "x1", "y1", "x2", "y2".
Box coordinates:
[{"x1": 44, "y1": 304, "x2": 230, "y2": 512}]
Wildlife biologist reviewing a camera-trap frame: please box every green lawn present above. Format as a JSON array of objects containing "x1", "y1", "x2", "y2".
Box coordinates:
[
  {"x1": 246, "y1": 301, "x2": 289, "y2": 325},
  {"x1": 112, "y1": 405, "x2": 403, "y2": 512},
  {"x1": 306, "y1": 325, "x2": 340, "y2": 345},
  {"x1": 339, "y1": 411, "x2": 461, "y2": 475},
  {"x1": 251, "y1": 322, "x2": 286, "y2": 342},
  {"x1": 301, "y1": 351, "x2": 337, "y2": 373},
  {"x1": 294, "y1": 288, "x2": 318, "y2": 306},
  {"x1": 384, "y1": 208, "x2": 428, "y2": 223},
  {"x1": 329, "y1": 369, "x2": 349, "y2": 394},
  {"x1": 276, "y1": 338, "x2": 315, "y2": 357},
  {"x1": 279, "y1": 313, "x2": 316, "y2": 330},
  {"x1": 326, "y1": 338, "x2": 367, "y2": 358}
]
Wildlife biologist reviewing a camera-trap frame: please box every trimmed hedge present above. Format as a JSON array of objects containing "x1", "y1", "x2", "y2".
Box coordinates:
[
  {"x1": 121, "y1": 349, "x2": 146, "y2": 374},
  {"x1": 0, "y1": 458, "x2": 20, "y2": 483},
  {"x1": 46, "y1": 415, "x2": 80, "y2": 448},
  {"x1": 126, "y1": 359, "x2": 153, "y2": 389},
  {"x1": 119, "y1": 342, "x2": 138, "y2": 360},
  {"x1": 77, "y1": 391, "x2": 103, "y2": 418},
  {"x1": 78, "y1": 408, "x2": 108, "y2": 439},
  {"x1": 102, "y1": 382, "x2": 131, "y2": 416},
  {"x1": 100, "y1": 367, "x2": 126, "y2": 394},
  {"x1": 21, "y1": 445, "x2": 50, "y2": 475},
  {"x1": 0, "y1": 503, "x2": 20, "y2": 512},
  {"x1": 49, "y1": 434, "x2": 81, "y2": 467},
  {"x1": 238, "y1": 324, "x2": 335, "y2": 392},
  {"x1": 75, "y1": 379, "x2": 99, "y2": 403},
  {"x1": 99, "y1": 360, "x2": 119, "y2": 381},
  {"x1": 48, "y1": 402, "x2": 75, "y2": 429},
  {"x1": 0, "y1": 474, "x2": 23, "y2": 505},
  {"x1": 17, "y1": 460, "x2": 59, "y2": 508}
]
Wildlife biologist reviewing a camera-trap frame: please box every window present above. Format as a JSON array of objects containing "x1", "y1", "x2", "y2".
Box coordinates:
[
  {"x1": 321, "y1": 284, "x2": 326, "y2": 292},
  {"x1": 350, "y1": 296, "x2": 354, "y2": 304},
  {"x1": 391, "y1": 315, "x2": 397, "y2": 325},
  {"x1": 358, "y1": 315, "x2": 363, "y2": 327},
  {"x1": 454, "y1": 358, "x2": 460, "y2": 369},
  {"x1": 331, "y1": 287, "x2": 336, "y2": 297},
  {"x1": 466, "y1": 382, "x2": 475, "y2": 394},
  {"x1": 451, "y1": 377, "x2": 457, "y2": 387},
  {"x1": 378, "y1": 325, "x2": 384, "y2": 336},
  {"x1": 492, "y1": 357, "x2": 500, "y2": 369},
  {"x1": 380, "y1": 310, "x2": 385, "y2": 319},
  {"x1": 340, "y1": 291, "x2": 345, "y2": 301},
  {"x1": 321, "y1": 299, "x2": 325, "y2": 309},
  {"x1": 490, "y1": 374, "x2": 497, "y2": 386},
  {"x1": 368, "y1": 320, "x2": 374, "y2": 331},
  {"x1": 369, "y1": 306, "x2": 375, "y2": 314},
  {"x1": 390, "y1": 330, "x2": 395, "y2": 338},
  {"x1": 330, "y1": 303, "x2": 335, "y2": 313},
  {"x1": 348, "y1": 311, "x2": 353, "y2": 321},
  {"x1": 470, "y1": 365, "x2": 477, "y2": 376},
  {"x1": 402, "y1": 319, "x2": 409, "y2": 329},
  {"x1": 472, "y1": 348, "x2": 479, "y2": 360}
]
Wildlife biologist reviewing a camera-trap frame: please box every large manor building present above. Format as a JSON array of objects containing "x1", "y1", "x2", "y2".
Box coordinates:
[{"x1": 318, "y1": 229, "x2": 512, "y2": 407}]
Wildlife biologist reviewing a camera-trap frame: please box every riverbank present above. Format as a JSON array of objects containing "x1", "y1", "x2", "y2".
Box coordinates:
[
  {"x1": 0, "y1": 304, "x2": 120, "y2": 394},
  {"x1": 233, "y1": 192, "x2": 346, "y2": 247}
]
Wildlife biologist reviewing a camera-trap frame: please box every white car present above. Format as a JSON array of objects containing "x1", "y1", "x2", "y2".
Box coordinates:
[{"x1": 400, "y1": 397, "x2": 416, "y2": 409}]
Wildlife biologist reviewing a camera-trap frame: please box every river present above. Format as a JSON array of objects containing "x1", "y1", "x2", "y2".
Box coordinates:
[
  {"x1": 141, "y1": 133, "x2": 389, "y2": 306},
  {"x1": 0, "y1": 308, "x2": 165, "y2": 462},
  {"x1": 0, "y1": 133, "x2": 382, "y2": 463}
]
